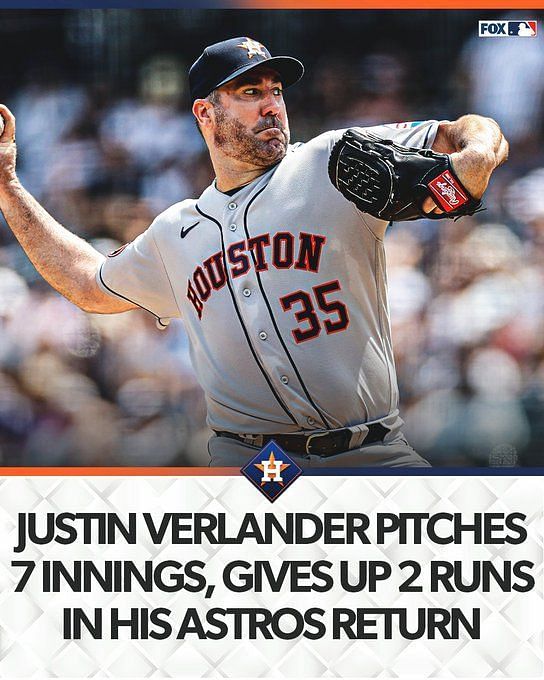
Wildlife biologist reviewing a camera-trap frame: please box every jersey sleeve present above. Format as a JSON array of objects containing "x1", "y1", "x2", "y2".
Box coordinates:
[
  {"x1": 97, "y1": 217, "x2": 181, "y2": 327},
  {"x1": 355, "y1": 120, "x2": 441, "y2": 149}
]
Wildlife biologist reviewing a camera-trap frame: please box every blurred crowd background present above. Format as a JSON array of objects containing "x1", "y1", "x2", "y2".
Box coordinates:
[{"x1": 0, "y1": 9, "x2": 543, "y2": 466}]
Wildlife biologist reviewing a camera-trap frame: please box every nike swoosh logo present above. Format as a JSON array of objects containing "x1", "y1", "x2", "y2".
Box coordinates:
[{"x1": 180, "y1": 221, "x2": 200, "y2": 239}]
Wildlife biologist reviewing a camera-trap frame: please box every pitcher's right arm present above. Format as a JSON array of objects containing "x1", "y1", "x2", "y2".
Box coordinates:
[{"x1": 0, "y1": 104, "x2": 136, "y2": 314}]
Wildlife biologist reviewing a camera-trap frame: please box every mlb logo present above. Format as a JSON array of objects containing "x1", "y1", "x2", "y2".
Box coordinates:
[
  {"x1": 508, "y1": 21, "x2": 537, "y2": 36},
  {"x1": 241, "y1": 440, "x2": 302, "y2": 502},
  {"x1": 479, "y1": 20, "x2": 537, "y2": 37}
]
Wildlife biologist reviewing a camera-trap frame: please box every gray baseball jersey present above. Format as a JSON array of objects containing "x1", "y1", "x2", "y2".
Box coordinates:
[{"x1": 97, "y1": 121, "x2": 439, "y2": 438}]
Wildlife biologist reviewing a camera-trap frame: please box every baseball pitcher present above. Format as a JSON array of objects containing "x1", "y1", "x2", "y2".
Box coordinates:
[{"x1": 0, "y1": 37, "x2": 508, "y2": 467}]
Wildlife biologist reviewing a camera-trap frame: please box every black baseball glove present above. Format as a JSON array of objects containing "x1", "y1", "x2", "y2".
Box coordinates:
[{"x1": 328, "y1": 129, "x2": 483, "y2": 221}]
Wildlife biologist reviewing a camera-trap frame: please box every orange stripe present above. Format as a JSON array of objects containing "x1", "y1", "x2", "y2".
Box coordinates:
[
  {"x1": 241, "y1": 0, "x2": 543, "y2": 6},
  {"x1": 0, "y1": 467, "x2": 240, "y2": 476}
]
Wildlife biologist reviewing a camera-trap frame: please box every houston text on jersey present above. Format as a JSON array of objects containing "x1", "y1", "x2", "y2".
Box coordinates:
[{"x1": 187, "y1": 230, "x2": 327, "y2": 319}]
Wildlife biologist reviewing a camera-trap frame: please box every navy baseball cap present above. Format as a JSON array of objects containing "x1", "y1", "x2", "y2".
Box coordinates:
[{"x1": 189, "y1": 37, "x2": 304, "y2": 101}]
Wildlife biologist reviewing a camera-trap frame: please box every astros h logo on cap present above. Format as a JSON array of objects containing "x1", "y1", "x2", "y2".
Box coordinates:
[{"x1": 236, "y1": 38, "x2": 267, "y2": 59}]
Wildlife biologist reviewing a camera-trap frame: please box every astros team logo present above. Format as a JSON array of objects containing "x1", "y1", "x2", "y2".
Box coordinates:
[
  {"x1": 241, "y1": 441, "x2": 302, "y2": 502},
  {"x1": 237, "y1": 38, "x2": 267, "y2": 59}
]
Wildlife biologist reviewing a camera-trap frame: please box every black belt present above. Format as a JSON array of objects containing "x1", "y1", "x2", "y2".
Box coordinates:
[{"x1": 213, "y1": 423, "x2": 389, "y2": 458}]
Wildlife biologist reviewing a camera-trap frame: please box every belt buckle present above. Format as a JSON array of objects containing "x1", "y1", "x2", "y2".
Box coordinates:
[
  {"x1": 305, "y1": 431, "x2": 329, "y2": 455},
  {"x1": 242, "y1": 434, "x2": 264, "y2": 447}
]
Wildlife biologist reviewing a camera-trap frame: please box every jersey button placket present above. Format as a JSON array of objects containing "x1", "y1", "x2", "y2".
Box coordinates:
[
  {"x1": 223, "y1": 202, "x2": 261, "y2": 350},
  {"x1": 221, "y1": 182, "x2": 328, "y2": 431},
  {"x1": 223, "y1": 195, "x2": 300, "y2": 417}
]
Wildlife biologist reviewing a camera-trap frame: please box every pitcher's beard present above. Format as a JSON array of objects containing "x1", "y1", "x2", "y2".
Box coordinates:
[{"x1": 213, "y1": 109, "x2": 289, "y2": 167}]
